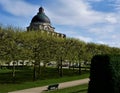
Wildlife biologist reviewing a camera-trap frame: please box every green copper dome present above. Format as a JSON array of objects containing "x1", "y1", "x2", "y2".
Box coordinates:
[{"x1": 31, "y1": 7, "x2": 50, "y2": 23}]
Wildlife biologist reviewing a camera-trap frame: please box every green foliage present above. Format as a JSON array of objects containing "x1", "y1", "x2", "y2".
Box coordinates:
[
  {"x1": 88, "y1": 55, "x2": 120, "y2": 93},
  {"x1": 0, "y1": 26, "x2": 120, "y2": 65}
]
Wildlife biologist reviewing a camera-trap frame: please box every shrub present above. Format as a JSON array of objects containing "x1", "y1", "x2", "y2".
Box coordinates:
[{"x1": 88, "y1": 55, "x2": 120, "y2": 93}]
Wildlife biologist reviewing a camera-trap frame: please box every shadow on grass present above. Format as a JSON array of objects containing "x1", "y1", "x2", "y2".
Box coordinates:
[
  {"x1": 0, "y1": 68, "x2": 33, "y2": 84},
  {"x1": 0, "y1": 67, "x2": 89, "y2": 84}
]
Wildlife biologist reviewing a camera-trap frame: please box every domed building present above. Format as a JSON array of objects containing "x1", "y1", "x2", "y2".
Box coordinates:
[{"x1": 27, "y1": 7, "x2": 66, "y2": 38}]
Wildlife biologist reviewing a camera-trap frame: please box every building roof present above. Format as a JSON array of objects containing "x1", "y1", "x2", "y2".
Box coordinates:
[{"x1": 31, "y1": 7, "x2": 51, "y2": 24}]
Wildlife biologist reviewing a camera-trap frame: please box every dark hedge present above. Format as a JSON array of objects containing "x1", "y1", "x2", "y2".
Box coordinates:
[{"x1": 88, "y1": 55, "x2": 120, "y2": 93}]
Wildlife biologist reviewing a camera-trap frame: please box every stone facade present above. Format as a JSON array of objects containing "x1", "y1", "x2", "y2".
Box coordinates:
[
  {"x1": 27, "y1": 7, "x2": 66, "y2": 38},
  {"x1": 27, "y1": 23, "x2": 55, "y2": 32}
]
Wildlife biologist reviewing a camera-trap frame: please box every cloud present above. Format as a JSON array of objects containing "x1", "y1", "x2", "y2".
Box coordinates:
[
  {"x1": 105, "y1": 15, "x2": 117, "y2": 24},
  {"x1": 89, "y1": 25, "x2": 115, "y2": 35},
  {"x1": 75, "y1": 36, "x2": 93, "y2": 43},
  {"x1": 0, "y1": 0, "x2": 39, "y2": 17},
  {"x1": 47, "y1": 0, "x2": 99, "y2": 26},
  {"x1": 46, "y1": 0, "x2": 119, "y2": 27},
  {"x1": 108, "y1": 0, "x2": 120, "y2": 11},
  {"x1": 86, "y1": 0, "x2": 103, "y2": 2},
  {"x1": 111, "y1": 42, "x2": 120, "y2": 48}
]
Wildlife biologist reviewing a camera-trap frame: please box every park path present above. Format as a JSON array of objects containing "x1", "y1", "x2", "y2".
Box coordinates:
[{"x1": 9, "y1": 78, "x2": 89, "y2": 93}]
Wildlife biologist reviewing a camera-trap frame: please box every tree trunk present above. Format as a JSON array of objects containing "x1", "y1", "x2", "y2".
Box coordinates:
[
  {"x1": 0, "y1": 63, "x2": 1, "y2": 69},
  {"x1": 22, "y1": 60, "x2": 24, "y2": 68},
  {"x1": 78, "y1": 62, "x2": 81, "y2": 75},
  {"x1": 59, "y1": 59, "x2": 63, "y2": 77},
  {"x1": 84, "y1": 61, "x2": 87, "y2": 71},
  {"x1": 33, "y1": 48, "x2": 37, "y2": 81},
  {"x1": 33, "y1": 62, "x2": 37, "y2": 81},
  {"x1": 7, "y1": 62, "x2": 10, "y2": 69},
  {"x1": 12, "y1": 61, "x2": 15, "y2": 83},
  {"x1": 57, "y1": 61, "x2": 60, "y2": 74},
  {"x1": 72, "y1": 62, "x2": 75, "y2": 72},
  {"x1": 17, "y1": 60, "x2": 19, "y2": 66},
  {"x1": 69, "y1": 61, "x2": 71, "y2": 70},
  {"x1": 38, "y1": 61, "x2": 41, "y2": 79}
]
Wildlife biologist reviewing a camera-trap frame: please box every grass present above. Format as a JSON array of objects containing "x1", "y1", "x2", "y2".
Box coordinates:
[
  {"x1": 0, "y1": 66, "x2": 89, "y2": 93},
  {"x1": 43, "y1": 84, "x2": 88, "y2": 93}
]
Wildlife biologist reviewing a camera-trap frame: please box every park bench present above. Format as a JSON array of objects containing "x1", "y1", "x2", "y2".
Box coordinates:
[{"x1": 47, "y1": 83, "x2": 59, "y2": 90}]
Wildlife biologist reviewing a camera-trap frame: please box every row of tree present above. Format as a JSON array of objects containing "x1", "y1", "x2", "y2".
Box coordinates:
[{"x1": 0, "y1": 26, "x2": 120, "y2": 80}]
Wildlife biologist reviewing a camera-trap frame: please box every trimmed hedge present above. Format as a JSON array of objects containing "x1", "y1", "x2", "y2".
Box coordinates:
[{"x1": 88, "y1": 55, "x2": 120, "y2": 93}]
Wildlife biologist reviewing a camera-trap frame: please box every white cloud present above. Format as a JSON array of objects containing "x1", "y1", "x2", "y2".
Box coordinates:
[
  {"x1": 47, "y1": 0, "x2": 119, "y2": 27},
  {"x1": 86, "y1": 0, "x2": 103, "y2": 2},
  {"x1": 75, "y1": 36, "x2": 93, "y2": 42},
  {"x1": 47, "y1": 0, "x2": 97, "y2": 26},
  {"x1": 107, "y1": 18, "x2": 117, "y2": 24},
  {"x1": 105, "y1": 15, "x2": 118, "y2": 24},
  {"x1": 96, "y1": 41, "x2": 106, "y2": 44},
  {"x1": 0, "y1": 0, "x2": 39, "y2": 17},
  {"x1": 89, "y1": 25, "x2": 115, "y2": 34}
]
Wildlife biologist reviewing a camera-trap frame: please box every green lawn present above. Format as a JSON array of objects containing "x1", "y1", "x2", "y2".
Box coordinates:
[
  {"x1": 43, "y1": 84, "x2": 88, "y2": 93},
  {"x1": 0, "y1": 67, "x2": 89, "y2": 93}
]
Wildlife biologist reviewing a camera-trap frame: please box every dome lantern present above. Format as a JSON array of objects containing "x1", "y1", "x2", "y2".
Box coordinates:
[{"x1": 39, "y1": 7, "x2": 44, "y2": 13}]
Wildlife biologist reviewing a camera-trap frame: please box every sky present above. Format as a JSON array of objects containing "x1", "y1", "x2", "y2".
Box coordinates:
[{"x1": 0, "y1": 0, "x2": 120, "y2": 48}]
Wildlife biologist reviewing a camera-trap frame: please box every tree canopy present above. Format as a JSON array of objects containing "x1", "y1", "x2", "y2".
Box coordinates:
[{"x1": 0, "y1": 26, "x2": 120, "y2": 65}]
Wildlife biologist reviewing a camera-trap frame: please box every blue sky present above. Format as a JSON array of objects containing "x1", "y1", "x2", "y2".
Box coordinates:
[{"x1": 0, "y1": 0, "x2": 120, "y2": 48}]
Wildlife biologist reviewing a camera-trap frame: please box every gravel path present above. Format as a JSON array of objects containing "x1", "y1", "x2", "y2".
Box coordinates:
[{"x1": 9, "y1": 78, "x2": 89, "y2": 93}]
